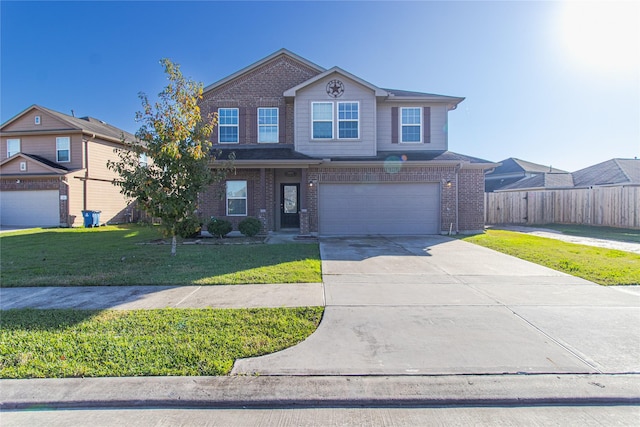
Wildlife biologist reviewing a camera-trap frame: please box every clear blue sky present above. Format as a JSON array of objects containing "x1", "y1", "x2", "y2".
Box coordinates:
[{"x1": 2, "y1": 1, "x2": 638, "y2": 171}]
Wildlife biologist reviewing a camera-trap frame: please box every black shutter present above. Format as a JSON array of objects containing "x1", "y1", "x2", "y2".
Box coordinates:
[
  {"x1": 391, "y1": 107, "x2": 398, "y2": 144},
  {"x1": 423, "y1": 107, "x2": 431, "y2": 144}
]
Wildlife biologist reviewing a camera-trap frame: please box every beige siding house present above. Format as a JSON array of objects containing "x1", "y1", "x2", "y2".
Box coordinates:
[
  {"x1": 0, "y1": 105, "x2": 136, "y2": 227},
  {"x1": 199, "y1": 49, "x2": 497, "y2": 236}
]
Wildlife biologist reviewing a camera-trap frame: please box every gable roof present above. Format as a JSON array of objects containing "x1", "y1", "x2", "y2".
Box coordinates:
[
  {"x1": 496, "y1": 158, "x2": 640, "y2": 191},
  {"x1": 498, "y1": 172, "x2": 575, "y2": 191},
  {"x1": 488, "y1": 158, "x2": 567, "y2": 176},
  {"x1": 1, "y1": 105, "x2": 136, "y2": 143},
  {"x1": 0, "y1": 152, "x2": 70, "y2": 174},
  {"x1": 283, "y1": 66, "x2": 389, "y2": 97},
  {"x1": 203, "y1": 48, "x2": 326, "y2": 94},
  {"x1": 572, "y1": 158, "x2": 640, "y2": 187}
]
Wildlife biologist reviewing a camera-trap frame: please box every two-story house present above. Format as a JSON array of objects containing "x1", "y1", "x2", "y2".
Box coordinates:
[
  {"x1": 199, "y1": 49, "x2": 496, "y2": 236},
  {"x1": 0, "y1": 105, "x2": 136, "y2": 227}
]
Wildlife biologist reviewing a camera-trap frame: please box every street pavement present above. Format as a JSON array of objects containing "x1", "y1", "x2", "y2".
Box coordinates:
[{"x1": 1, "y1": 234, "x2": 639, "y2": 425}]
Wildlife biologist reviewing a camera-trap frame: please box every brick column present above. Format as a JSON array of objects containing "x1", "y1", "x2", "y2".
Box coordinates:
[{"x1": 299, "y1": 209, "x2": 310, "y2": 235}]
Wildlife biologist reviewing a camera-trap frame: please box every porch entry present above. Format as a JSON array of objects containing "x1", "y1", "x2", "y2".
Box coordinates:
[{"x1": 280, "y1": 183, "x2": 300, "y2": 228}]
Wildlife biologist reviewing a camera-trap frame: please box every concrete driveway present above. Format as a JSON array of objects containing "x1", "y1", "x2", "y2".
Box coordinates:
[{"x1": 232, "y1": 235, "x2": 640, "y2": 376}]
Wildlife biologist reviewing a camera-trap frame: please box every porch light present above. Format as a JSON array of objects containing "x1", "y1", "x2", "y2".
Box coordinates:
[
  {"x1": 446, "y1": 180, "x2": 452, "y2": 188},
  {"x1": 308, "y1": 180, "x2": 316, "y2": 187}
]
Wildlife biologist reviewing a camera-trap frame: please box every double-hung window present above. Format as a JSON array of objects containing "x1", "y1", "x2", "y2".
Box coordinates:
[
  {"x1": 338, "y1": 102, "x2": 359, "y2": 139},
  {"x1": 312, "y1": 102, "x2": 333, "y2": 139},
  {"x1": 6, "y1": 139, "x2": 20, "y2": 157},
  {"x1": 258, "y1": 108, "x2": 278, "y2": 143},
  {"x1": 400, "y1": 107, "x2": 422, "y2": 143},
  {"x1": 218, "y1": 108, "x2": 239, "y2": 143},
  {"x1": 226, "y1": 180, "x2": 247, "y2": 216},
  {"x1": 56, "y1": 137, "x2": 70, "y2": 162}
]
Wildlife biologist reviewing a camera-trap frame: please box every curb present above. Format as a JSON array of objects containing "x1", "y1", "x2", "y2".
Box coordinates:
[{"x1": 3, "y1": 374, "x2": 639, "y2": 410}]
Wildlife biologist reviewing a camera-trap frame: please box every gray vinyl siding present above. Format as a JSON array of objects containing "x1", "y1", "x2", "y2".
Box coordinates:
[
  {"x1": 293, "y1": 77, "x2": 376, "y2": 157},
  {"x1": 376, "y1": 103, "x2": 448, "y2": 151}
]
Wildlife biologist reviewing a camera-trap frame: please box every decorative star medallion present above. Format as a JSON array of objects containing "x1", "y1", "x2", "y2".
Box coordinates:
[{"x1": 326, "y1": 79, "x2": 345, "y2": 98}]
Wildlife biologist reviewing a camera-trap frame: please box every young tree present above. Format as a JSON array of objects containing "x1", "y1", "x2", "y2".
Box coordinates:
[{"x1": 108, "y1": 58, "x2": 232, "y2": 256}]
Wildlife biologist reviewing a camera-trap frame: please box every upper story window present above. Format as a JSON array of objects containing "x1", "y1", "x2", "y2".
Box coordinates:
[
  {"x1": 226, "y1": 180, "x2": 247, "y2": 216},
  {"x1": 56, "y1": 137, "x2": 70, "y2": 162},
  {"x1": 258, "y1": 108, "x2": 278, "y2": 143},
  {"x1": 401, "y1": 107, "x2": 422, "y2": 143},
  {"x1": 7, "y1": 139, "x2": 20, "y2": 157},
  {"x1": 218, "y1": 108, "x2": 239, "y2": 143},
  {"x1": 139, "y1": 153, "x2": 148, "y2": 167},
  {"x1": 34, "y1": 115, "x2": 41, "y2": 125},
  {"x1": 312, "y1": 102, "x2": 333, "y2": 139},
  {"x1": 338, "y1": 102, "x2": 359, "y2": 139}
]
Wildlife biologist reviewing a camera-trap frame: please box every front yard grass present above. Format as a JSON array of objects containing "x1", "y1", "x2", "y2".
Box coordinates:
[
  {"x1": 0, "y1": 307, "x2": 323, "y2": 378},
  {"x1": 0, "y1": 225, "x2": 322, "y2": 286},
  {"x1": 460, "y1": 229, "x2": 640, "y2": 286}
]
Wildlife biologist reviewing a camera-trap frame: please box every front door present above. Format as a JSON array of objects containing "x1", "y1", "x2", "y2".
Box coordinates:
[{"x1": 281, "y1": 183, "x2": 300, "y2": 228}]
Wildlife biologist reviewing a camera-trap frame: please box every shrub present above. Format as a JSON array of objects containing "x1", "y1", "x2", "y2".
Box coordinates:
[
  {"x1": 238, "y1": 217, "x2": 262, "y2": 237},
  {"x1": 207, "y1": 219, "x2": 233, "y2": 238},
  {"x1": 174, "y1": 215, "x2": 202, "y2": 238}
]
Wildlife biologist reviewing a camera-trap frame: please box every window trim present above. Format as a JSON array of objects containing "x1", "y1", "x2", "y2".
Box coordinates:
[
  {"x1": 34, "y1": 115, "x2": 41, "y2": 125},
  {"x1": 226, "y1": 180, "x2": 248, "y2": 216},
  {"x1": 6, "y1": 138, "x2": 20, "y2": 157},
  {"x1": 311, "y1": 102, "x2": 334, "y2": 140},
  {"x1": 400, "y1": 107, "x2": 423, "y2": 144},
  {"x1": 257, "y1": 107, "x2": 279, "y2": 143},
  {"x1": 337, "y1": 101, "x2": 359, "y2": 140},
  {"x1": 218, "y1": 108, "x2": 239, "y2": 144},
  {"x1": 56, "y1": 137, "x2": 71, "y2": 162}
]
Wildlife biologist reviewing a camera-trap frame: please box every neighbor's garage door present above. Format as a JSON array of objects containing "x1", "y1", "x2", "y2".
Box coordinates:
[
  {"x1": 0, "y1": 190, "x2": 59, "y2": 227},
  {"x1": 319, "y1": 183, "x2": 439, "y2": 235}
]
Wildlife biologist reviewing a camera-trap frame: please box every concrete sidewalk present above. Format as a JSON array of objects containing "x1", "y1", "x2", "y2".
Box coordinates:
[{"x1": 0, "y1": 283, "x2": 324, "y2": 310}]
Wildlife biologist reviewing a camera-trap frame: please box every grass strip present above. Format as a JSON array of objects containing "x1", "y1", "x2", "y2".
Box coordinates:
[
  {"x1": 0, "y1": 307, "x2": 323, "y2": 378},
  {"x1": 460, "y1": 229, "x2": 640, "y2": 286},
  {"x1": 0, "y1": 225, "x2": 322, "y2": 287}
]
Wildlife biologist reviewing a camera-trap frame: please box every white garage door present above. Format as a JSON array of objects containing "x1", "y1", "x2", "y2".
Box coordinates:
[
  {"x1": 0, "y1": 190, "x2": 60, "y2": 227},
  {"x1": 319, "y1": 183, "x2": 440, "y2": 235}
]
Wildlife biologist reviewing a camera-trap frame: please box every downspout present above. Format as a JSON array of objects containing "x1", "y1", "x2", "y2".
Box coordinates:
[
  {"x1": 455, "y1": 163, "x2": 461, "y2": 234},
  {"x1": 83, "y1": 134, "x2": 96, "y2": 211},
  {"x1": 83, "y1": 139, "x2": 89, "y2": 211}
]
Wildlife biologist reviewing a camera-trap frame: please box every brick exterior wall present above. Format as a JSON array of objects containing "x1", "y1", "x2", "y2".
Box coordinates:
[
  {"x1": 201, "y1": 55, "x2": 321, "y2": 146},
  {"x1": 457, "y1": 169, "x2": 486, "y2": 232},
  {"x1": 198, "y1": 169, "x2": 275, "y2": 232},
  {"x1": 199, "y1": 165, "x2": 487, "y2": 235}
]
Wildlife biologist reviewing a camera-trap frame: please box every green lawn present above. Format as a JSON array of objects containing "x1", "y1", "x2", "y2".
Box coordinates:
[
  {"x1": 0, "y1": 225, "x2": 322, "y2": 287},
  {"x1": 461, "y1": 229, "x2": 640, "y2": 286},
  {"x1": 0, "y1": 307, "x2": 323, "y2": 378}
]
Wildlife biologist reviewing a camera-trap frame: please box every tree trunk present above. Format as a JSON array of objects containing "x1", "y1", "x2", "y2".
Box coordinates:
[{"x1": 171, "y1": 234, "x2": 177, "y2": 256}]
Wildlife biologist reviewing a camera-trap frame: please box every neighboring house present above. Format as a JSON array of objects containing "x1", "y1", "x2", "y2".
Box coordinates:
[
  {"x1": 0, "y1": 105, "x2": 137, "y2": 227},
  {"x1": 497, "y1": 158, "x2": 640, "y2": 192},
  {"x1": 198, "y1": 49, "x2": 497, "y2": 236},
  {"x1": 485, "y1": 157, "x2": 567, "y2": 192}
]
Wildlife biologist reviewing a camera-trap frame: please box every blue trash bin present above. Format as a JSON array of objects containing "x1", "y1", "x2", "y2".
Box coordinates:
[
  {"x1": 82, "y1": 210, "x2": 94, "y2": 227},
  {"x1": 82, "y1": 210, "x2": 102, "y2": 227}
]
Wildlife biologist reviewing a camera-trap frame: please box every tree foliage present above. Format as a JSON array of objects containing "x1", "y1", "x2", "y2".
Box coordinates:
[{"x1": 108, "y1": 58, "x2": 233, "y2": 255}]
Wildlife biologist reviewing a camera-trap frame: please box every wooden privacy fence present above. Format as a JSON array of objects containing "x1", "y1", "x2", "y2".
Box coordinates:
[{"x1": 485, "y1": 186, "x2": 640, "y2": 229}]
